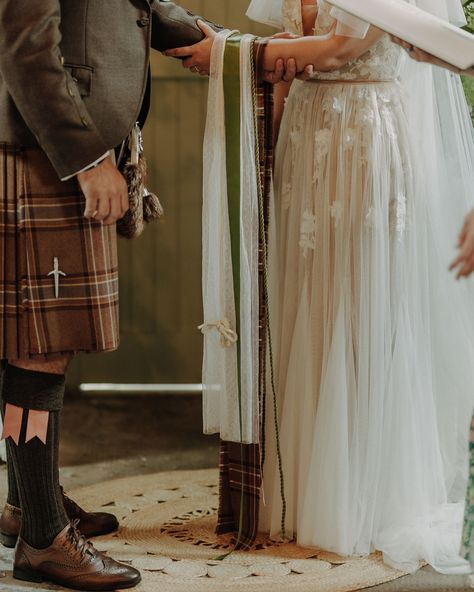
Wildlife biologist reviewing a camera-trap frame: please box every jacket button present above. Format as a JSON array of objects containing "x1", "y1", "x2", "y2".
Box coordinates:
[
  {"x1": 68, "y1": 87, "x2": 74, "y2": 97},
  {"x1": 137, "y1": 17, "x2": 150, "y2": 27}
]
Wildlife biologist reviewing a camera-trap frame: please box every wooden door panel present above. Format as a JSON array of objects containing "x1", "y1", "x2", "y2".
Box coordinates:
[{"x1": 69, "y1": 0, "x2": 273, "y2": 387}]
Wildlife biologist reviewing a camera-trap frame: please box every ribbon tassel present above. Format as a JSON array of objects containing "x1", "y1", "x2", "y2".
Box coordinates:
[
  {"x1": 25, "y1": 410, "x2": 50, "y2": 445},
  {"x1": 1, "y1": 404, "x2": 49, "y2": 445},
  {"x1": 1, "y1": 403, "x2": 23, "y2": 445}
]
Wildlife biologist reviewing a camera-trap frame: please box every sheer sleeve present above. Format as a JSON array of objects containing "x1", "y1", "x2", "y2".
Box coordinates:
[
  {"x1": 247, "y1": 0, "x2": 303, "y2": 34},
  {"x1": 328, "y1": 0, "x2": 466, "y2": 38},
  {"x1": 329, "y1": 6, "x2": 370, "y2": 38},
  {"x1": 413, "y1": 0, "x2": 466, "y2": 26},
  {"x1": 246, "y1": 0, "x2": 285, "y2": 29}
]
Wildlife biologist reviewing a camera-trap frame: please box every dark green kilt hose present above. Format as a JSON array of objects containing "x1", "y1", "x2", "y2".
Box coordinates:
[{"x1": 0, "y1": 144, "x2": 119, "y2": 360}]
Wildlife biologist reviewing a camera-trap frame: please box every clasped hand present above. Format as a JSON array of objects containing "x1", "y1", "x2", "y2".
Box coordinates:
[{"x1": 164, "y1": 21, "x2": 312, "y2": 84}]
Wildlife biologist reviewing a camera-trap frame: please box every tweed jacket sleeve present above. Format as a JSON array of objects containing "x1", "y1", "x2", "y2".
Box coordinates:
[
  {"x1": 150, "y1": 0, "x2": 224, "y2": 52},
  {"x1": 0, "y1": 0, "x2": 109, "y2": 179}
]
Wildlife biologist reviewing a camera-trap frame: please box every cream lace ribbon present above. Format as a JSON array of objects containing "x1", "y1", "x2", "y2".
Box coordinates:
[{"x1": 198, "y1": 318, "x2": 238, "y2": 348}]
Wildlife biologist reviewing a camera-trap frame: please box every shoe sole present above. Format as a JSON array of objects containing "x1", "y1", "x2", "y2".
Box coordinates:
[
  {"x1": 14, "y1": 567, "x2": 141, "y2": 591},
  {"x1": 0, "y1": 531, "x2": 17, "y2": 548}
]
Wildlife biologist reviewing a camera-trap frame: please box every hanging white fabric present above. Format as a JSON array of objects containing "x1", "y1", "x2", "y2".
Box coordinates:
[
  {"x1": 201, "y1": 31, "x2": 261, "y2": 444},
  {"x1": 247, "y1": 0, "x2": 285, "y2": 28},
  {"x1": 247, "y1": 0, "x2": 304, "y2": 33}
]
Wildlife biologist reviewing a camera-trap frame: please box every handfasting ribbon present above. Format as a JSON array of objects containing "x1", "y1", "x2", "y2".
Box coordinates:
[
  {"x1": 220, "y1": 33, "x2": 287, "y2": 549},
  {"x1": 252, "y1": 41, "x2": 287, "y2": 540},
  {"x1": 222, "y1": 32, "x2": 246, "y2": 554},
  {"x1": 203, "y1": 32, "x2": 287, "y2": 548}
]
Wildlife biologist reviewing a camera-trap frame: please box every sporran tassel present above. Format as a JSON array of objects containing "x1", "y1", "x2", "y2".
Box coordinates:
[{"x1": 117, "y1": 123, "x2": 164, "y2": 239}]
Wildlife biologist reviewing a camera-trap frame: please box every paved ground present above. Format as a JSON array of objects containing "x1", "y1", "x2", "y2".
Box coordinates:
[{"x1": 0, "y1": 393, "x2": 472, "y2": 591}]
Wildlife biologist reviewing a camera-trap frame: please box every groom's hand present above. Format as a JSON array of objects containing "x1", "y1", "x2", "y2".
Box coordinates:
[
  {"x1": 264, "y1": 32, "x2": 297, "y2": 83},
  {"x1": 78, "y1": 158, "x2": 129, "y2": 225},
  {"x1": 164, "y1": 20, "x2": 215, "y2": 75}
]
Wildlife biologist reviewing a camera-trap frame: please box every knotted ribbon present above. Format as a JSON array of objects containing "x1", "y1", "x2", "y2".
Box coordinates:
[{"x1": 198, "y1": 318, "x2": 238, "y2": 348}]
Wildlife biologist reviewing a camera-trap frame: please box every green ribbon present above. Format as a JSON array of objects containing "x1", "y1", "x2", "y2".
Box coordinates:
[
  {"x1": 219, "y1": 34, "x2": 286, "y2": 555},
  {"x1": 222, "y1": 33, "x2": 246, "y2": 555}
]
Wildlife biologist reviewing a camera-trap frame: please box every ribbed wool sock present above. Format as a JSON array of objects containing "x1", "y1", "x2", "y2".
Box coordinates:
[
  {"x1": 2, "y1": 415, "x2": 20, "y2": 508},
  {"x1": 0, "y1": 360, "x2": 20, "y2": 508},
  {"x1": 2, "y1": 364, "x2": 69, "y2": 549},
  {"x1": 0, "y1": 360, "x2": 19, "y2": 507}
]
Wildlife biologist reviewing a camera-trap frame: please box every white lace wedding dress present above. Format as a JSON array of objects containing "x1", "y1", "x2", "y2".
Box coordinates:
[{"x1": 260, "y1": 0, "x2": 474, "y2": 573}]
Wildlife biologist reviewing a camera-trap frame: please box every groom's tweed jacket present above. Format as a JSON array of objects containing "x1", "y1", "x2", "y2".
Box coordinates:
[{"x1": 0, "y1": 0, "x2": 211, "y2": 179}]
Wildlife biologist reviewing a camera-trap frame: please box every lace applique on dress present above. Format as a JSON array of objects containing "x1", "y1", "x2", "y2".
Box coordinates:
[
  {"x1": 330, "y1": 200, "x2": 343, "y2": 226},
  {"x1": 300, "y1": 210, "x2": 317, "y2": 255},
  {"x1": 282, "y1": 0, "x2": 303, "y2": 34},
  {"x1": 312, "y1": 128, "x2": 332, "y2": 183},
  {"x1": 391, "y1": 193, "x2": 408, "y2": 238},
  {"x1": 310, "y1": 1, "x2": 403, "y2": 82}
]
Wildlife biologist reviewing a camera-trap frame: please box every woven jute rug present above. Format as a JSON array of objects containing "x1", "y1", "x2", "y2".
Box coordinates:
[
  {"x1": 0, "y1": 468, "x2": 409, "y2": 592},
  {"x1": 76, "y1": 468, "x2": 409, "y2": 592}
]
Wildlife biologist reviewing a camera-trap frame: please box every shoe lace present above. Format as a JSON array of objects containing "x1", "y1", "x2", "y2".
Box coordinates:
[{"x1": 64, "y1": 521, "x2": 97, "y2": 562}]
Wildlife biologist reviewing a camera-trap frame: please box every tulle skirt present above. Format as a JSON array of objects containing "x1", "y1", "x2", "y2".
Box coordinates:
[{"x1": 261, "y1": 78, "x2": 474, "y2": 573}]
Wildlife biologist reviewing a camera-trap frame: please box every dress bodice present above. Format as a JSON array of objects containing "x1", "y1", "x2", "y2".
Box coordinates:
[{"x1": 288, "y1": 0, "x2": 404, "y2": 82}]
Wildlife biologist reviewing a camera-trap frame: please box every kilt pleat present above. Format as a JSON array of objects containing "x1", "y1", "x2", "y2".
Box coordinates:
[{"x1": 0, "y1": 145, "x2": 119, "y2": 359}]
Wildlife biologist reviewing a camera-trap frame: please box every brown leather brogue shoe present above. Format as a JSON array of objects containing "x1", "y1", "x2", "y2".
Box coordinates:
[
  {"x1": 0, "y1": 489, "x2": 119, "y2": 548},
  {"x1": 0, "y1": 502, "x2": 21, "y2": 548},
  {"x1": 14, "y1": 523, "x2": 141, "y2": 591},
  {"x1": 60, "y1": 487, "x2": 119, "y2": 539}
]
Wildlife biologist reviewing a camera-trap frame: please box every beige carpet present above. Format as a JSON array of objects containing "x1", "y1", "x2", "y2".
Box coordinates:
[{"x1": 67, "y1": 468, "x2": 407, "y2": 592}]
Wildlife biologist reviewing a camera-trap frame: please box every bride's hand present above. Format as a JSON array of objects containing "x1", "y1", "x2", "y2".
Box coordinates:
[
  {"x1": 164, "y1": 20, "x2": 216, "y2": 75},
  {"x1": 390, "y1": 36, "x2": 463, "y2": 74},
  {"x1": 450, "y1": 209, "x2": 474, "y2": 279}
]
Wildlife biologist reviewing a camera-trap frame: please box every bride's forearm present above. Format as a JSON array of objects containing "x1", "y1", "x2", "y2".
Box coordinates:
[
  {"x1": 264, "y1": 35, "x2": 338, "y2": 72},
  {"x1": 263, "y1": 27, "x2": 384, "y2": 73}
]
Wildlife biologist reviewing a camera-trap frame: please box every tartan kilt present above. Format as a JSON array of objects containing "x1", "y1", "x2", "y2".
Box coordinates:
[{"x1": 0, "y1": 144, "x2": 119, "y2": 359}]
